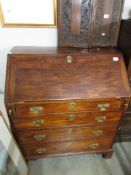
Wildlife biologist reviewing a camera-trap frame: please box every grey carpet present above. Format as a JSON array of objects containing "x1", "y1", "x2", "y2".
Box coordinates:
[{"x1": 28, "y1": 142, "x2": 131, "y2": 175}]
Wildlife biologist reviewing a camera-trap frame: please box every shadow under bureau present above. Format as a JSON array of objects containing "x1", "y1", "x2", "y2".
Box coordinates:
[{"x1": 5, "y1": 47, "x2": 130, "y2": 160}]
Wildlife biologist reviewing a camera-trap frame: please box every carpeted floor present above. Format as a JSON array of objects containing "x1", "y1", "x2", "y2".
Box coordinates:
[{"x1": 28, "y1": 142, "x2": 131, "y2": 175}]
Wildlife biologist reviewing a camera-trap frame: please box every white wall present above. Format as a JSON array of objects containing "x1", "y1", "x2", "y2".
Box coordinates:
[
  {"x1": 122, "y1": 0, "x2": 131, "y2": 19},
  {"x1": 0, "y1": 28, "x2": 57, "y2": 93},
  {"x1": 0, "y1": 0, "x2": 131, "y2": 93}
]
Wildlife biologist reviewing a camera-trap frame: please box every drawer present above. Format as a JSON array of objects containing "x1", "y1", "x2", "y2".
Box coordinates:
[
  {"x1": 21, "y1": 138, "x2": 113, "y2": 159},
  {"x1": 11, "y1": 112, "x2": 122, "y2": 129},
  {"x1": 13, "y1": 99, "x2": 122, "y2": 116},
  {"x1": 15, "y1": 124, "x2": 118, "y2": 144}
]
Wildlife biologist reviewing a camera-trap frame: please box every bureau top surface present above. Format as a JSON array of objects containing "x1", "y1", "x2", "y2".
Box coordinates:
[{"x1": 5, "y1": 47, "x2": 130, "y2": 103}]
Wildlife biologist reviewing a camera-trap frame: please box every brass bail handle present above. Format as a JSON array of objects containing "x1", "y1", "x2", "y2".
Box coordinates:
[
  {"x1": 89, "y1": 143, "x2": 99, "y2": 149},
  {"x1": 69, "y1": 114, "x2": 76, "y2": 121},
  {"x1": 92, "y1": 130, "x2": 103, "y2": 136},
  {"x1": 98, "y1": 104, "x2": 110, "y2": 111},
  {"x1": 34, "y1": 134, "x2": 46, "y2": 140},
  {"x1": 36, "y1": 148, "x2": 47, "y2": 154},
  {"x1": 96, "y1": 116, "x2": 106, "y2": 123},
  {"x1": 32, "y1": 119, "x2": 44, "y2": 127},
  {"x1": 30, "y1": 106, "x2": 44, "y2": 115}
]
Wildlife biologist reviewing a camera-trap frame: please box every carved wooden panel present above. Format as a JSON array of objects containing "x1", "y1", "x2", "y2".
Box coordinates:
[
  {"x1": 58, "y1": 0, "x2": 124, "y2": 48},
  {"x1": 58, "y1": 0, "x2": 92, "y2": 48}
]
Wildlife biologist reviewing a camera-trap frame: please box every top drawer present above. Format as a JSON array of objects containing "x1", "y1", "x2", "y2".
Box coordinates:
[{"x1": 13, "y1": 99, "x2": 123, "y2": 117}]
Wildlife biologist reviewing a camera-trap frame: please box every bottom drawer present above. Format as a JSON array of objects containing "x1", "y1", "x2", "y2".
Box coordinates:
[{"x1": 21, "y1": 138, "x2": 113, "y2": 159}]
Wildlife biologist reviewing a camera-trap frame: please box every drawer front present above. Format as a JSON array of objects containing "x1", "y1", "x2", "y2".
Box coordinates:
[
  {"x1": 11, "y1": 112, "x2": 121, "y2": 129},
  {"x1": 14, "y1": 99, "x2": 122, "y2": 116},
  {"x1": 21, "y1": 138, "x2": 113, "y2": 158},
  {"x1": 15, "y1": 124, "x2": 118, "y2": 144}
]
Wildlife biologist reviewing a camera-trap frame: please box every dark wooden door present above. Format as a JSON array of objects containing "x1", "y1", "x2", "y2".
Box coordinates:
[
  {"x1": 117, "y1": 19, "x2": 131, "y2": 142},
  {"x1": 58, "y1": 0, "x2": 124, "y2": 48}
]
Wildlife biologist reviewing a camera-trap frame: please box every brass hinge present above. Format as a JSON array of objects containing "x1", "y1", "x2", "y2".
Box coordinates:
[
  {"x1": 8, "y1": 109, "x2": 13, "y2": 117},
  {"x1": 124, "y1": 98, "x2": 130, "y2": 110}
]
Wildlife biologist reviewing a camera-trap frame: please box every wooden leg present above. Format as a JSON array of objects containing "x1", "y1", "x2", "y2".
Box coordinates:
[{"x1": 102, "y1": 150, "x2": 113, "y2": 159}]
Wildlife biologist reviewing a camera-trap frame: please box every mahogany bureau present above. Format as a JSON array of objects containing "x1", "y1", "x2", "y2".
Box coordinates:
[{"x1": 5, "y1": 47, "x2": 130, "y2": 160}]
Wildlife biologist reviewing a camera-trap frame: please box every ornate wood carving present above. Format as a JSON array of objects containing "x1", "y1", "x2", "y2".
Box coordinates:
[
  {"x1": 58, "y1": 0, "x2": 124, "y2": 48},
  {"x1": 58, "y1": 0, "x2": 92, "y2": 48}
]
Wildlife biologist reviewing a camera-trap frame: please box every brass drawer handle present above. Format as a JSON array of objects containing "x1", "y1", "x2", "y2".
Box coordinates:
[
  {"x1": 34, "y1": 134, "x2": 46, "y2": 140},
  {"x1": 97, "y1": 104, "x2": 110, "y2": 111},
  {"x1": 68, "y1": 102, "x2": 77, "y2": 109},
  {"x1": 36, "y1": 148, "x2": 47, "y2": 154},
  {"x1": 69, "y1": 114, "x2": 76, "y2": 121},
  {"x1": 67, "y1": 55, "x2": 73, "y2": 63},
  {"x1": 92, "y1": 130, "x2": 103, "y2": 136},
  {"x1": 96, "y1": 116, "x2": 106, "y2": 122},
  {"x1": 30, "y1": 106, "x2": 44, "y2": 115},
  {"x1": 32, "y1": 119, "x2": 44, "y2": 127},
  {"x1": 89, "y1": 143, "x2": 99, "y2": 149}
]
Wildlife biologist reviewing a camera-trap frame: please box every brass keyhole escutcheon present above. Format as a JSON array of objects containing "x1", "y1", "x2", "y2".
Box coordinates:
[
  {"x1": 67, "y1": 56, "x2": 73, "y2": 64},
  {"x1": 98, "y1": 104, "x2": 110, "y2": 111},
  {"x1": 68, "y1": 102, "x2": 77, "y2": 109},
  {"x1": 30, "y1": 106, "x2": 44, "y2": 115},
  {"x1": 96, "y1": 116, "x2": 106, "y2": 123}
]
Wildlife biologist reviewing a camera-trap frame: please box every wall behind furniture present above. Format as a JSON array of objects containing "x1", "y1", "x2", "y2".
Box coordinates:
[
  {"x1": 0, "y1": 0, "x2": 131, "y2": 93},
  {"x1": 0, "y1": 28, "x2": 57, "y2": 93},
  {"x1": 122, "y1": 0, "x2": 131, "y2": 19}
]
